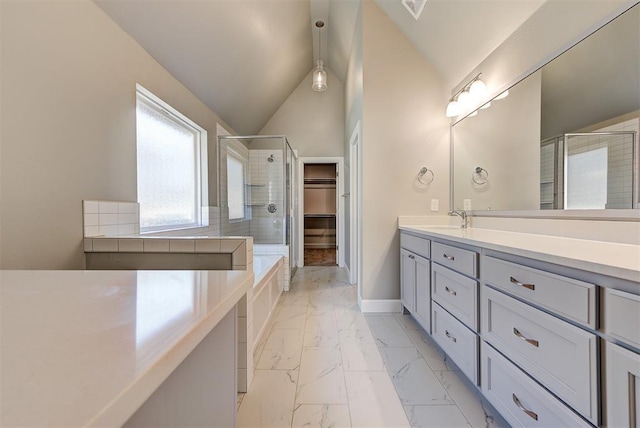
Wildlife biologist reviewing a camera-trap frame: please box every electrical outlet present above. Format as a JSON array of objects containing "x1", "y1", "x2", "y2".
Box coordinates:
[
  {"x1": 430, "y1": 199, "x2": 439, "y2": 212},
  {"x1": 463, "y1": 199, "x2": 472, "y2": 210}
]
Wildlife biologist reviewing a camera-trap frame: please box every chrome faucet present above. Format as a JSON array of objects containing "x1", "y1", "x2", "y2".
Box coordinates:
[{"x1": 448, "y1": 210, "x2": 469, "y2": 229}]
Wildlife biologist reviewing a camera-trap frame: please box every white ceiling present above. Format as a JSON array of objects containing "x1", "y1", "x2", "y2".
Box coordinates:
[{"x1": 94, "y1": 0, "x2": 545, "y2": 135}]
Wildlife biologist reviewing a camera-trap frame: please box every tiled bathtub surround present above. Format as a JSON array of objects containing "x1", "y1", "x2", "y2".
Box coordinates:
[
  {"x1": 83, "y1": 200, "x2": 140, "y2": 237},
  {"x1": 255, "y1": 244, "x2": 291, "y2": 292},
  {"x1": 84, "y1": 236, "x2": 253, "y2": 270}
]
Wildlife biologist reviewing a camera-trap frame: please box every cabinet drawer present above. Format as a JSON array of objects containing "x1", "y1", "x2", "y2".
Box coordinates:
[
  {"x1": 432, "y1": 242, "x2": 477, "y2": 277},
  {"x1": 432, "y1": 263, "x2": 478, "y2": 331},
  {"x1": 432, "y1": 302, "x2": 478, "y2": 384},
  {"x1": 400, "y1": 233, "x2": 430, "y2": 259},
  {"x1": 481, "y1": 342, "x2": 591, "y2": 428},
  {"x1": 604, "y1": 288, "x2": 640, "y2": 349},
  {"x1": 605, "y1": 341, "x2": 640, "y2": 428},
  {"x1": 481, "y1": 286, "x2": 598, "y2": 423},
  {"x1": 482, "y1": 256, "x2": 596, "y2": 328}
]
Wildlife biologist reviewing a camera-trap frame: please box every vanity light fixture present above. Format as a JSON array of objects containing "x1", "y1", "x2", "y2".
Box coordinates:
[
  {"x1": 312, "y1": 21, "x2": 327, "y2": 92},
  {"x1": 446, "y1": 73, "x2": 485, "y2": 117}
]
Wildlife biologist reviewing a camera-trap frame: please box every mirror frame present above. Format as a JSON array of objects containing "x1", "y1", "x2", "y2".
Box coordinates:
[{"x1": 449, "y1": 2, "x2": 640, "y2": 221}]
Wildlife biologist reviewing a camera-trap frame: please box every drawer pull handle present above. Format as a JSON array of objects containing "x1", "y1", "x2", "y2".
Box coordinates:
[
  {"x1": 443, "y1": 254, "x2": 455, "y2": 261},
  {"x1": 408, "y1": 255, "x2": 415, "y2": 259},
  {"x1": 510, "y1": 276, "x2": 535, "y2": 291},
  {"x1": 513, "y1": 327, "x2": 539, "y2": 347},
  {"x1": 445, "y1": 330, "x2": 457, "y2": 343},
  {"x1": 444, "y1": 286, "x2": 457, "y2": 296},
  {"x1": 512, "y1": 394, "x2": 538, "y2": 421}
]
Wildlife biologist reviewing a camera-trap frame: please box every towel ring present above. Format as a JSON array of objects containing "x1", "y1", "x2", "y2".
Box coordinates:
[
  {"x1": 472, "y1": 166, "x2": 489, "y2": 185},
  {"x1": 417, "y1": 167, "x2": 434, "y2": 185}
]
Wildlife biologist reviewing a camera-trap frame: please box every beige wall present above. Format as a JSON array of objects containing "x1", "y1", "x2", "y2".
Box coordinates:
[
  {"x1": 259, "y1": 69, "x2": 345, "y2": 158},
  {"x1": 361, "y1": 1, "x2": 449, "y2": 300},
  {"x1": 0, "y1": 0, "x2": 233, "y2": 269}
]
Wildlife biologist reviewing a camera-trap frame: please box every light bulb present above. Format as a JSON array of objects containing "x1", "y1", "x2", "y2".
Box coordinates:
[
  {"x1": 457, "y1": 90, "x2": 471, "y2": 108},
  {"x1": 445, "y1": 100, "x2": 460, "y2": 117},
  {"x1": 469, "y1": 79, "x2": 487, "y2": 98},
  {"x1": 312, "y1": 60, "x2": 327, "y2": 91},
  {"x1": 494, "y1": 90, "x2": 509, "y2": 100}
]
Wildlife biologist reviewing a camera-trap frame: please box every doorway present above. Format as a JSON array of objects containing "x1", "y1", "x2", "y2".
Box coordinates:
[{"x1": 298, "y1": 158, "x2": 344, "y2": 268}]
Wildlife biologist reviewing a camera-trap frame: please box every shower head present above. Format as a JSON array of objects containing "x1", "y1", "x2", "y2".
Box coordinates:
[{"x1": 267, "y1": 154, "x2": 274, "y2": 163}]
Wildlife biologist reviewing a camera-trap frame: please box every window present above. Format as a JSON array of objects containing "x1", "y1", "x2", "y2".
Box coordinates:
[
  {"x1": 136, "y1": 84, "x2": 207, "y2": 231},
  {"x1": 566, "y1": 146, "x2": 608, "y2": 209},
  {"x1": 227, "y1": 149, "x2": 246, "y2": 220}
]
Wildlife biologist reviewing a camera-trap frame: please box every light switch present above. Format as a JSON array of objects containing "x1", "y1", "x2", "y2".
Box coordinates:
[
  {"x1": 463, "y1": 199, "x2": 472, "y2": 210},
  {"x1": 430, "y1": 199, "x2": 439, "y2": 212}
]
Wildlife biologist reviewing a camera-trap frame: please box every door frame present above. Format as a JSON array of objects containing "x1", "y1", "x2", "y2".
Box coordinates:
[
  {"x1": 349, "y1": 121, "x2": 362, "y2": 299},
  {"x1": 298, "y1": 157, "x2": 345, "y2": 268}
]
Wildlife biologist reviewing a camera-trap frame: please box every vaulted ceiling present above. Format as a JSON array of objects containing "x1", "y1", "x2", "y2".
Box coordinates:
[{"x1": 94, "y1": 0, "x2": 546, "y2": 135}]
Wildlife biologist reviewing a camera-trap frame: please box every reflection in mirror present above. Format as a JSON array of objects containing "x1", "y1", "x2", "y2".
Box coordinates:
[{"x1": 453, "y1": 4, "x2": 639, "y2": 212}]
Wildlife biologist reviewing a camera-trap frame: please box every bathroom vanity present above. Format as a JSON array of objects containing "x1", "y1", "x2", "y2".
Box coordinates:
[
  {"x1": 399, "y1": 224, "x2": 639, "y2": 427},
  {"x1": 0, "y1": 269, "x2": 253, "y2": 427}
]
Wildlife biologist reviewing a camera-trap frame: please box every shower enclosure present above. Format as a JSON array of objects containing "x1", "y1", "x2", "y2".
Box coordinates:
[
  {"x1": 540, "y1": 131, "x2": 638, "y2": 209},
  {"x1": 218, "y1": 135, "x2": 298, "y2": 274}
]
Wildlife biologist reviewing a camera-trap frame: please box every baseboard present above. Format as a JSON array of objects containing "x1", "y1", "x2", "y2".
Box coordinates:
[{"x1": 359, "y1": 299, "x2": 403, "y2": 313}]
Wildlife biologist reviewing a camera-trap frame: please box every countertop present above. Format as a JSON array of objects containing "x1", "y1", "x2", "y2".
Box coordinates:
[
  {"x1": 400, "y1": 225, "x2": 640, "y2": 283},
  {"x1": 0, "y1": 269, "x2": 254, "y2": 427}
]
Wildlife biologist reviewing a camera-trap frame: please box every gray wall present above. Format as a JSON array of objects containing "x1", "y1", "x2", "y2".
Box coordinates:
[{"x1": 0, "y1": 0, "x2": 233, "y2": 269}]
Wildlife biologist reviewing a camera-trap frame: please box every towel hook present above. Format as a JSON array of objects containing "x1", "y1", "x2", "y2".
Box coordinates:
[
  {"x1": 417, "y1": 167, "x2": 434, "y2": 185},
  {"x1": 472, "y1": 166, "x2": 489, "y2": 185}
]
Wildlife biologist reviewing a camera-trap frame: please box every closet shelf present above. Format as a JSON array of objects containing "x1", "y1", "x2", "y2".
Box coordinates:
[
  {"x1": 246, "y1": 183, "x2": 266, "y2": 187},
  {"x1": 304, "y1": 213, "x2": 336, "y2": 218},
  {"x1": 304, "y1": 178, "x2": 336, "y2": 184}
]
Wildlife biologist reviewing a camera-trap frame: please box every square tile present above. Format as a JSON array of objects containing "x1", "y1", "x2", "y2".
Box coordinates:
[
  {"x1": 84, "y1": 213, "x2": 99, "y2": 227},
  {"x1": 405, "y1": 405, "x2": 471, "y2": 428},
  {"x1": 83, "y1": 200, "x2": 99, "y2": 214},
  {"x1": 99, "y1": 213, "x2": 119, "y2": 226},
  {"x1": 195, "y1": 239, "x2": 221, "y2": 253},
  {"x1": 98, "y1": 201, "x2": 119, "y2": 213},
  {"x1": 238, "y1": 370, "x2": 298, "y2": 428},
  {"x1": 92, "y1": 238, "x2": 118, "y2": 252},
  {"x1": 98, "y1": 225, "x2": 119, "y2": 237},
  {"x1": 118, "y1": 202, "x2": 137, "y2": 213},
  {"x1": 292, "y1": 405, "x2": 351, "y2": 428},
  {"x1": 83, "y1": 239, "x2": 93, "y2": 252},
  {"x1": 169, "y1": 239, "x2": 195, "y2": 253},
  {"x1": 84, "y1": 226, "x2": 100, "y2": 238},
  {"x1": 380, "y1": 347, "x2": 453, "y2": 406},
  {"x1": 118, "y1": 239, "x2": 143, "y2": 252},
  {"x1": 296, "y1": 347, "x2": 347, "y2": 404},
  {"x1": 257, "y1": 329, "x2": 304, "y2": 370},
  {"x1": 365, "y1": 314, "x2": 414, "y2": 348},
  {"x1": 345, "y1": 371, "x2": 410, "y2": 428},
  {"x1": 143, "y1": 239, "x2": 170, "y2": 252}
]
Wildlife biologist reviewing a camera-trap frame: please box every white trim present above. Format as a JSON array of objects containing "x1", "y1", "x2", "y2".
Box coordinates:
[
  {"x1": 297, "y1": 157, "x2": 345, "y2": 268},
  {"x1": 349, "y1": 121, "x2": 361, "y2": 290},
  {"x1": 360, "y1": 299, "x2": 403, "y2": 313}
]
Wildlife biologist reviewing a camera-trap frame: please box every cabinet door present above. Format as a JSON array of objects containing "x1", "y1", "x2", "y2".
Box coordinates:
[
  {"x1": 414, "y1": 255, "x2": 431, "y2": 333},
  {"x1": 400, "y1": 249, "x2": 416, "y2": 313},
  {"x1": 606, "y1": 341, "x2": 640, "y2": 428}
]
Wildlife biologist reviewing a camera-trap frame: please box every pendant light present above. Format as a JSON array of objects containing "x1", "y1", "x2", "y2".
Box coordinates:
[{"x1": 312, "y1": 20, "x2": 327, "y2": 92}]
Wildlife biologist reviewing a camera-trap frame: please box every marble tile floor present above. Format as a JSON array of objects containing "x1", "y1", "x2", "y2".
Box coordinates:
[{"x1": 237, "y1": 266, "x2": 508, "y2": 428}]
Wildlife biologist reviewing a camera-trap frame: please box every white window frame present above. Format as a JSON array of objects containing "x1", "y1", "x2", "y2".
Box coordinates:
[
  {"x1": 226, "y1": 147, "x2": 247, "y2": 221},
  {"x1": 136, "y1": 84, "x2": 208, "y2": 232}
]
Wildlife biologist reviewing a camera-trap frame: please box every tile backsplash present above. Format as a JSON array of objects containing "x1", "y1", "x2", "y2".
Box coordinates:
[{"x1": 83, "y1": 200, "x2": 140, "y2": 237}]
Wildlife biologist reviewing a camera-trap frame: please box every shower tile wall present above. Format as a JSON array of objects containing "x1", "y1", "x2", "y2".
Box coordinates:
[
  {"x1": 596, "y1": 118, "x2": 638, "y2": 209},
  {"x1": 248, "y1": 150, "x2": 284, "y2": 244}
]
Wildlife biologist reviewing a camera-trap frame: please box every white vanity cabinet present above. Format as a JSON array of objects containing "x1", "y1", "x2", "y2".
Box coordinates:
[{"x1": 400, "y1": 233, "x2": 431, "y2": 332}]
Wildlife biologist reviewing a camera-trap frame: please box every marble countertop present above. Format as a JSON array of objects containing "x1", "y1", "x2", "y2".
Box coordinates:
[
  {"x1": 400, "y1": 225, "x2": 640, "y2": 283},
  {"x1": 0, "y1": 269, "x2": 254, "y2": 427}
]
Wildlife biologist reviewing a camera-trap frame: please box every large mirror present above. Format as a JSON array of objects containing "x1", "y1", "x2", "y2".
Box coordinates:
[{"x1": 452, "y1": 4, "x2": 639, "y2": 213}]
